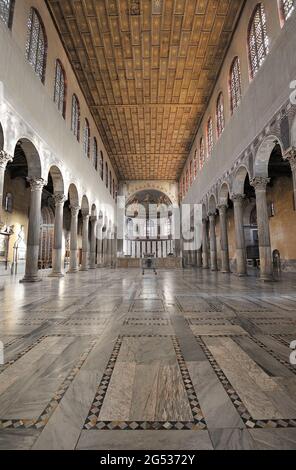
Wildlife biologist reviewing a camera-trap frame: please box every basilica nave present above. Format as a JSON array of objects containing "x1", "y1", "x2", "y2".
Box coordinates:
[{"x1": 1, "y1": 0, "x2": 296, "y2": 452}]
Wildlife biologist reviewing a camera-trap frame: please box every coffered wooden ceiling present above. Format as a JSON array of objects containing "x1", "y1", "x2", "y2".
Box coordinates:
[{"x1": 47, "y1": 0, "x2": 245, "y2": 181}]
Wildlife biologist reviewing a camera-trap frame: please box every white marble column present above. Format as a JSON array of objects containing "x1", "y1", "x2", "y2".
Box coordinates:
[
  {"x1": 21, "y1": 177, "x2": 46, "y2": 283},
  {"x1": 208, "y1": 212, "x2": 218, "y2": 271},
  {"x1": 284, "y1": 147, "x2": 296, "y2": 210},
  {"x1": 80, "y1": 211, "x2": 89, "y2": 271},
  {"x1": 96, "y1": 223, "x2": 103, "y2": 266},
  {"x1": 231, "y1": 194, "x2": 247, "y2": 276},
  {"x1": 49, "y1": 193, "x2": 66, "y2": 277},
  {"x1": 0, "y1": 151, "x2": 13, "y2": 228},
  {"x1": 251, "y1": 177, "x2": 273, "y2": 281},
  {"x1": 202, "y1": 218, "x2": 209, "y2": 269},
  {"x1": 68, "y1": 205, "x2": 80, "y2": 273},
  {"x1": 113, "y1": 231, "x2": 117, "y2": 266},
  {"x1": 89, "y1": 216, "x2": 97, "y2": 269},
  {"x1": 111, "y1": 231, "x2": 116, "y2": 267},
  {"x1": 106, "y1": 229, "x2": 112, "y2": 266},
  {"x1": 218, "y1": 204, "x2": 230, "y2": 273},
  {"x1": 101, "y1": 230, "x2": 107, "y2": 265}
]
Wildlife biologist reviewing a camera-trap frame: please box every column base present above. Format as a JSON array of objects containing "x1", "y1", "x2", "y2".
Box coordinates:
[
  {"x1": 67, "y1": 269, "x2": 79, "y2": 274},
  {"x1": 89, "y1": 266, "x2": 97, "y2": 270},
  {"x1": 20, "y1": 276, "x2": 42, "y2": 284},
  {"x1": 48, "y1": 272, "x2": 64, "y2": 278},
  {"x1": 80, "y1": 268, "x2": 89, "y2": 272},
  {"x1": 221, "y1": 270, "x2": 231, "y2": 274}
]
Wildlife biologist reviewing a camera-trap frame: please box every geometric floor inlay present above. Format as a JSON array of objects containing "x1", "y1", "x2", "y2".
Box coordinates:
[
  {"x1": 84, "y1": 335, "x2": 206, "y2": 431},
  {"x1": 0, "y1": 338, "x2": 97, "y2": 430},
  {"x1": 196, "y1": 336, "x2": 296, "y2": 430},
  {"x1": 1, "y1": 269, "x2": 296, "y2": 450}
]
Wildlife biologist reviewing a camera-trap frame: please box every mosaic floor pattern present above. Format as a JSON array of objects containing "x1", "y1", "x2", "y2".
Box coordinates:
[{"x1": 0, "y1": 268, "x2": 296, "y2": 450}]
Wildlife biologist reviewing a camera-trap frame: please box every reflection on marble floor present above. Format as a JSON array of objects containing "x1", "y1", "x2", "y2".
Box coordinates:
[{"x1": 1, "y1": 268, "x2": 296, "y2": 450}]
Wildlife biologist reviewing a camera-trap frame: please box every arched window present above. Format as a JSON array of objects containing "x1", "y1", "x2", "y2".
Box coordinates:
[
  {"x1": 189, "y1": 161, "x2": 193, "y2": 186},
  {"x1": 207, "y1": 118, "x2": 214, "y2": 157},
  {"x1": 279, "y1": 0, "x2": 295, "y2": 22},
  {"x1": 100, "y1": 151, "x2": 104, "y2": 180},
  {"x1": 109, "y1": 171, "x2": 112, "y2": 194},
  {"x1": 248, "y1": 4, "x2": 269, "y2": 79},
  {"x1": 54, "y1": 60, "x2": 66, "y2": 117},
  {"x1": 83, "y1": 119, "x2": 90, "y2": 158},
  {"x1": 194, "y1": 149, "x2": 198, "y2": 179},
  {"x1": 105, "y1": 162, "x2": 108, "y2": 188},
  {"x1": 71, "y1": 94, "x2": 80, "y2": 140},
  {"x1": 93, "y1": 137, "x2": 98, "y2": 170},
  {"x1": 0, "y1": 0, "x2": 14, "y2": 27},
  {"x1": 186, "y1": 169, "x2": 189, "y2": 192},
  {"x1": 182, "y1": 176, "x2": 185, "y2": 196},
  {"x1": 26, "y1": 8, "x2": 47, "y2": 83},
  {"x1": 113, "y1": 179, "x2": 115, "y2": 199},
  {"x1": 216, "y1": 93, "x2": 225, "y2": 138},
  {"x1": 230, "y1": 57, "x2": 242, "y2": 113},
  {"x1": 200, "y1": 137, "x2": 205, "y2": 168}
]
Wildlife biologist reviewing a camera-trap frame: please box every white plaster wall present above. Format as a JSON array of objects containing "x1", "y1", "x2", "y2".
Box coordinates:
[
  {"x1": 182, "y1": 0, "x2": 296, "y2": 204},
  {"x1": 0, "y1": 0, "x2": 117, "y2": 224}
]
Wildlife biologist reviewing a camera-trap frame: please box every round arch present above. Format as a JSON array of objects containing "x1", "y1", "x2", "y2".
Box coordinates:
[
  {"x1": 68, "y1": 183, "x2": 79, "y2": 206},
  {"x1": 81, "y1": 195, "x2": 90, "y2": 214},
  {"x1": 48, "y1": 165, "x2": 64, "y2": 194},
  {"x1": 232, "y1": 165, "x2": 250, "y2": 195},
  {"x1": 14, "y1": 138, "x2": 42, "y2": 178},
  {"x1": 126, "y1": 189, "x2": 173, "y2": 207},
  {"x1": 219, "y1": 182, "x2": 231, "y2": 205},
  {"x1": 254, "y1": 135, "x2": 284, "y2": 178},
  {"x1": 208, "y1": 194, "x2": 217, "y2": 214},
  {"x1": 91, "y1": 203, "x2": 97, "y2": 217}
]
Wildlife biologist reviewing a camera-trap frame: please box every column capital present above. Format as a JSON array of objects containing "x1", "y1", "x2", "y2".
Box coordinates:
[
  {"x1": 90, "y1": 215, "x2": 98, "y2": 223},
  {"x1": 81, "y1": 210, "x2": 90, "y2": 219},
  {"x1": 231, "y1": 193, "x2": 245, "y2": 203},
  {"x1": 0, "y1": 150, "x2": 13, "y2": 169},
  {"x1": 208, "y1": 211, "x2": 217, "y2": 219},
  {"x1": 70, "y1": 205, "x2": 80, "y2": 217},
  {"x1": 284, "y1": 146, "x2": 296, "y2": 171},
  {"x1": 53, "y1": 193, "x2": 66, "y2": 206},
  {"x1": 217, "y1": 204, "x2": 228, "y2": 213},
  {"x1": 250, "y1": 177, "x2": 270, "y2": 191},
  {"x1": 27, "y1": 177, "x2": 46, "y2": 192}
]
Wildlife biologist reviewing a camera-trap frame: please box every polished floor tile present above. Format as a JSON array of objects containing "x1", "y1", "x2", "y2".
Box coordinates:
[{"x1": 0, "y1": 268, "x2": 296, "y2": 449}]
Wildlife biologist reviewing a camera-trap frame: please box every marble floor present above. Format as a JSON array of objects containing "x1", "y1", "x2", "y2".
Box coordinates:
[{"x1": 1, "y1": 268, "x2": 296, "y2": 450}]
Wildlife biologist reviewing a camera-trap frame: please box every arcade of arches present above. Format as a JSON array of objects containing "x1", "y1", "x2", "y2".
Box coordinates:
[{"x1": 1, "y1": 0, "x2": 296, "y2": 452}]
